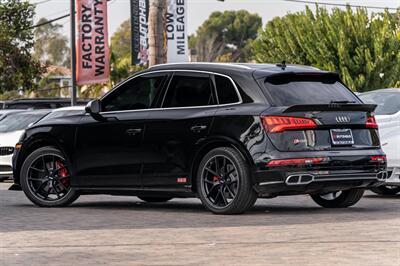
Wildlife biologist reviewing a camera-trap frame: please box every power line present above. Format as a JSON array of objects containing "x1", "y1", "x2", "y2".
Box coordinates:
[
  {"x1": 32, "y1": 0, "x2": 53, "y2": 5},
  {"x1": 282, "y1": 0, "x2": 399, "y2": 10},
  {"x1": 29, "y1": 14, "x2": 71, "y2": 29}
]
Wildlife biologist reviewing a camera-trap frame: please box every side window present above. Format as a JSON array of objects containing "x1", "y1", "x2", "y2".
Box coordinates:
[
  {"x1": 162, "y1": 74, "x2": 215, "y2": 108},
  {"x1": 215, "y1": 75, "x2": 240, "y2": 104},
  {"x1": 102, "y1": 74, "x2": 166, "y2": 112}
]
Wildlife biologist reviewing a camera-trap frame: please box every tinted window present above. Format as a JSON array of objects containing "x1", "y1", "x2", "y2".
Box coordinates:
[
  {"x1": 215, "y1": 75, "x2": 239, "y2": 104},
  {"x1": 359, "y1": 91, "x2": 400, "y2": 115},
  {"x1": 102, "y1": 75, "x2": 166, "y2": 112},
  {"x1": 162, "y1": 74, "x2": 214, "y2": 108},
  {"x1": 264, "y1": 75, "x2": 359, "y2": 106},
  {"x1": 0, "y1": 113, "x2": 46, "y2": 132}
]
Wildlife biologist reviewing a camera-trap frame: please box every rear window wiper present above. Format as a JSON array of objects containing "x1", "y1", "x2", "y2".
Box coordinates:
[{"x1": 330, "y1": 100, "x2": 356, "y2": 104}]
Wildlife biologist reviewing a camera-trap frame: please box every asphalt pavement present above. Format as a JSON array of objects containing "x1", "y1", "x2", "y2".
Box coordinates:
[{"x1": 0, "y1": 182, "x2": 399, "y2": 265}]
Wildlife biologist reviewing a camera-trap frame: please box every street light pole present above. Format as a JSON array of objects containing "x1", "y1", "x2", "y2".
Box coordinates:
[{"x1": 70, "y1": 0, "x2": 77, "y2": 106}]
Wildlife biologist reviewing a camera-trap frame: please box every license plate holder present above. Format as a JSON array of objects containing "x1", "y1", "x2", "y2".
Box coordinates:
[{"x1": 330, "y1": 128, "x2": 354, "y2": 146}]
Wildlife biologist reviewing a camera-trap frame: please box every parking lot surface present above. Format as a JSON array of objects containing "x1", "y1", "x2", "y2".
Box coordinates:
[{"x1": 0, "y1": 182, "x2": 399, "y2": 265}]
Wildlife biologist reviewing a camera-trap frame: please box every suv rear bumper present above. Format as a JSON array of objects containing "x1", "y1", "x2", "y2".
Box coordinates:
[
  {"x1": 254, "y1": 170, "x2": 386, "y2": 196},
  {"x1": 253, "y1": 152, "x2": 387, "y2": 196}
]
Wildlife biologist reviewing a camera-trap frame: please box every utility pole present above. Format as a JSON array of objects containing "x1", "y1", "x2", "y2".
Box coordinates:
[
  {"x1": 70, "y1": 0, "x2": 77, "y2": 106},
  {"x1": 148, "y1": 0, "x2": 166, "y2": 66}
]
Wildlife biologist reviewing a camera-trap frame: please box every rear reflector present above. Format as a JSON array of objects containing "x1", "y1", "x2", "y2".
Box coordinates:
[
  {"x1": 366, "y1": 116, "x2": 378, "y2": 129},
  {"x1": 370, "y1": 156, "x2": 386, "y2": 162},
  {"x1": 267, "y1": 157, "x2": 327, "y2": 167},
  {"x1": 261, "y1": 116, "x2": 317, "y2": 133}
]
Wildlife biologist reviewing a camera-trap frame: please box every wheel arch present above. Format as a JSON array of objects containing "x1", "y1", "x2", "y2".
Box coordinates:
[
  {"x1": 14, "y1": 133, "x2": 70, "y2": 184},
  {"x1": 189, "y1": 136, "x2": 255, "y2": 192}
]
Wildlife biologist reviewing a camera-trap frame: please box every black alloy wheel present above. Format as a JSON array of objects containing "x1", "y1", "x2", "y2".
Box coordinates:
[
  {"x1": 197, "y1": 147, "x2": 257, "y2": 214},
  {"x1": 20, "y1": 147, "x2": 80, "y2": 207}
]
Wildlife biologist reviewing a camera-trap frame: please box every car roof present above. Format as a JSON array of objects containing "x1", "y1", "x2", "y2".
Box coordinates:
[
  {"x1": 359, "y1": 88, "x2": 400, "y2": 95},
  {"x1": 146, "y1": 62, "x2": 331, "y2": 78}
]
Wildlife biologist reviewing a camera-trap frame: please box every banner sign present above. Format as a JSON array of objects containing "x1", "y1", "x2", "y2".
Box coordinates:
[
  {"x1": 131, "y1": 0, "x2": 149, "y2": 65},
  {"x1": 166, "y1": 0, "x2": 188, "y2": 63},
  {"x1": 76, "y1": 0, "x2": 110, "y2": 85},
  {"x1": 130, "y1": 0, "x2": 188, "y2": 65}
]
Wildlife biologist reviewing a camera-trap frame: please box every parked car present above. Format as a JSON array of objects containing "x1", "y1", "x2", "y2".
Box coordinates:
[
  {"x1": 0, "y1": 110, "x2": 50, "y2": 181},
  {"x1": 1, "y1": 98, "x2": 90, "y2": 110},
  {"x1": 13, "y1": 63, "x2": 387, "y2": 214},
  {"x1": 0, "y1": 109, "x2": 25, "y2": 121},
  {"x1": 40, "y1": 106, "x2": 86, "y2": 121},
  {"x1": 359, "y1": 88, "x2": 400, "y2": 195}
]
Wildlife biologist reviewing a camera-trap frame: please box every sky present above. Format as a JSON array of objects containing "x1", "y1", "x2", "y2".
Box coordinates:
[{"x1": 31, "y1": 0, "x2": 400, "y2": 39}]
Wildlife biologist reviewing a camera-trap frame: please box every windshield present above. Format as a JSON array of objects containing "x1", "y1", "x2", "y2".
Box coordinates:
[
  {"x1": 264, "y1": 75, "x2": 359, "y2": 106},
  {"x1": 359, "y1": 92, "x2": 400, "y2": 115},
  {"x1": 0, "y1": 113, "x2": 45, "y2": 133}
]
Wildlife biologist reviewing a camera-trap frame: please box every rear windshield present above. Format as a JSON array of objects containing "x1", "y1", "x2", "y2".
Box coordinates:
[
  {"x1": 359, "y1": 91, "x2": 400, "y2": 115},
  {"x1": 264, "y1": 74, "x2": 359, "y2": 106}
]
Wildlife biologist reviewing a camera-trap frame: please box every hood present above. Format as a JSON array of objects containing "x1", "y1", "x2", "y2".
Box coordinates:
[{"x1": 0, "y1": 130, "x2": 25, "y2": 147}]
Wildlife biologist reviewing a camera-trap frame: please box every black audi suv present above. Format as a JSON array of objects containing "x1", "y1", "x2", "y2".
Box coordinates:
[{"x1": 12, "y1": 63, "x2": 387, "y2": 214}]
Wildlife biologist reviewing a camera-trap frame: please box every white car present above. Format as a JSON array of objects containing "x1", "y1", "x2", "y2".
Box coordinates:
[
  {"x1": 0, "y1": 107, "x2": 85, "y2": 181},
  {"x1": 359, "y1": 88, "x2": 400, "y2": 195},
  {"x1": 0, "y1": 110, "x2": 51, "y2": 181}
]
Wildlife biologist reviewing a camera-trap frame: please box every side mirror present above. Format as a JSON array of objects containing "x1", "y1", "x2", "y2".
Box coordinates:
[{"x1": 85, "y1": 100, "x2": 103, "y2": 120}]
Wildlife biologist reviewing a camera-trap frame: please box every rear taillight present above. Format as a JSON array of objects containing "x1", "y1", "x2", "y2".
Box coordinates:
[
  {"x1": 366, "y1": 116, "x2": 378, "y2": 129},
  {"x1": 267, "y1": 157, "x2": 327, "y2": 167},
  {"x1": 261, "y1": 116, "x2": 317, "y2": 133},
  {"x1": 370, "y1": 155, "x2": 386, "y2": 162}
]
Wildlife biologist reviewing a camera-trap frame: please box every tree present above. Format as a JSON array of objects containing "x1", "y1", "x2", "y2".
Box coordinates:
[
  {"x1": 34, "y1": 18, "x2": 70, "y2": 67},
  {"x1": 252, "y1": 6, "x2": 400, "y2": 92},
  {"x1": 190, "y1": 10, "x2": 262, "y2": 62},
  {"x1": 148, "y1": 0, "x2": 166, "y2": 66},
  {"x1": 0, "y1": 0, "x2": 42, "y2": 94}
]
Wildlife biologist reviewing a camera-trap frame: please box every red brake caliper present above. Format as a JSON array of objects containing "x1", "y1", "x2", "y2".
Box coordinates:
[
  {"x1": 213, "y1": 176, "x2": 220, "y2": 183},
  {"x1": 56, "y1": 161, "x2": 69, "y2": 188}
]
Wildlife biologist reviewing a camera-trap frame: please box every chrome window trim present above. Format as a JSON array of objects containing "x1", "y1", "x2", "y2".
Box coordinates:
[{"x1": 99, "y1": 69, "x2": 243, "y2": 115}]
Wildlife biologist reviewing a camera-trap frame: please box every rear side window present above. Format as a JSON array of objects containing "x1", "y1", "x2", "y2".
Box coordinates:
[
  {"x1": 163, "y1": 74, "x2": 214, "y2": 108},
  {"x1": 264, "y1": 74, "x2": 359, "y2": 106},
  {"x1": 215, "y1": 75, "x2": 240, "y2": 104}
]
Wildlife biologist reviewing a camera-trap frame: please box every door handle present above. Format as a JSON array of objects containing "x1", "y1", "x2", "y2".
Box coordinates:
[
  {"x1": 190, "y1": 125, "x2": 207, "y2": 133},
  {"x1": 125, "y1": 128, "x2": 143, "y2": 136}
]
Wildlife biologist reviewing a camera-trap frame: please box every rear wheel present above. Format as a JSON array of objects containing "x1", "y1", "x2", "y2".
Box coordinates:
[
  {"x1": 138, "y1": 196, "x2": 173, "y2": 203},
  {"x1": 196, "y1": 147, "x2": 257, "y2": 215},
  {"x1": 370, "y1": 185, "x2": 400, "y2": 195},
  {"x1": 20, "y1": 146, "x2": 80, "y2": 207},
  {"x1": 311, "y1": 189, "x2": 364, "y2": 208}
]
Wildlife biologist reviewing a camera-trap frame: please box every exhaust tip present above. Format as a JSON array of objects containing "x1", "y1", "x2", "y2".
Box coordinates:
[
  {"x1": 286, "y1": 174, "x2": 315, "y2": 185},
  {"x1": 377, "y1": 171, "x2": 388, "y2": 181}
]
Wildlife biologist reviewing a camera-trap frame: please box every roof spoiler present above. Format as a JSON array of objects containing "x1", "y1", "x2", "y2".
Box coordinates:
[{"x1": 283, "y1": 104, "x2": 377, "y2": 113}]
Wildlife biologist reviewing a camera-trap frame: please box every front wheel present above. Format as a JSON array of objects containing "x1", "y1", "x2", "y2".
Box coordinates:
[
  {"x1": 310, "y1": 189, "x2": 364, "y2": 208},
  {"x1": 196, "y1": 147, "x2": 257, "y2": 215},
  {"x1": 20, "y1": 146, "x2": 80, "y2": 207},
  {"x1": 370, "y1": 186, "x2": 400, "y2": 195}
]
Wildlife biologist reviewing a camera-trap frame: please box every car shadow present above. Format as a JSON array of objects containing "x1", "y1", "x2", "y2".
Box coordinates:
[{"x1": 2, "y1": 193, "x2": 398, "y2": 233}]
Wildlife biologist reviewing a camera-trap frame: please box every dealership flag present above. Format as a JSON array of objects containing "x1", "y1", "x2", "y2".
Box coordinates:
[
  {"x1": 130, "y1": 0, "x2": 188, "y2": 66},
  {"x1": 131, "y1": 0, "x2": 149, "y2": 65},
  {"x1": 76, "y1": 0, "x2": 110, "y2": 85},
  {"x1": 166, "y1": 0, "x2": 188, "y2": 63}
]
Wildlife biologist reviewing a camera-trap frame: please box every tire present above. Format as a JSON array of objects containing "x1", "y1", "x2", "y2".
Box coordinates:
[
  {"x1": 370, "y1": 186, "x2": 400, "y2": 195},
  {"x1": 311, "y1": 189, "x2": 365, "y2": 208},
  {"x1": 196, "y1": 147, "x2": 257, "y2": 215},
  {"x1": 20, "y1": 146, "x2": 80, "y2": 207},
  {"x1": 138, "y1": 196, "x2": 173, "y2": 203}
]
